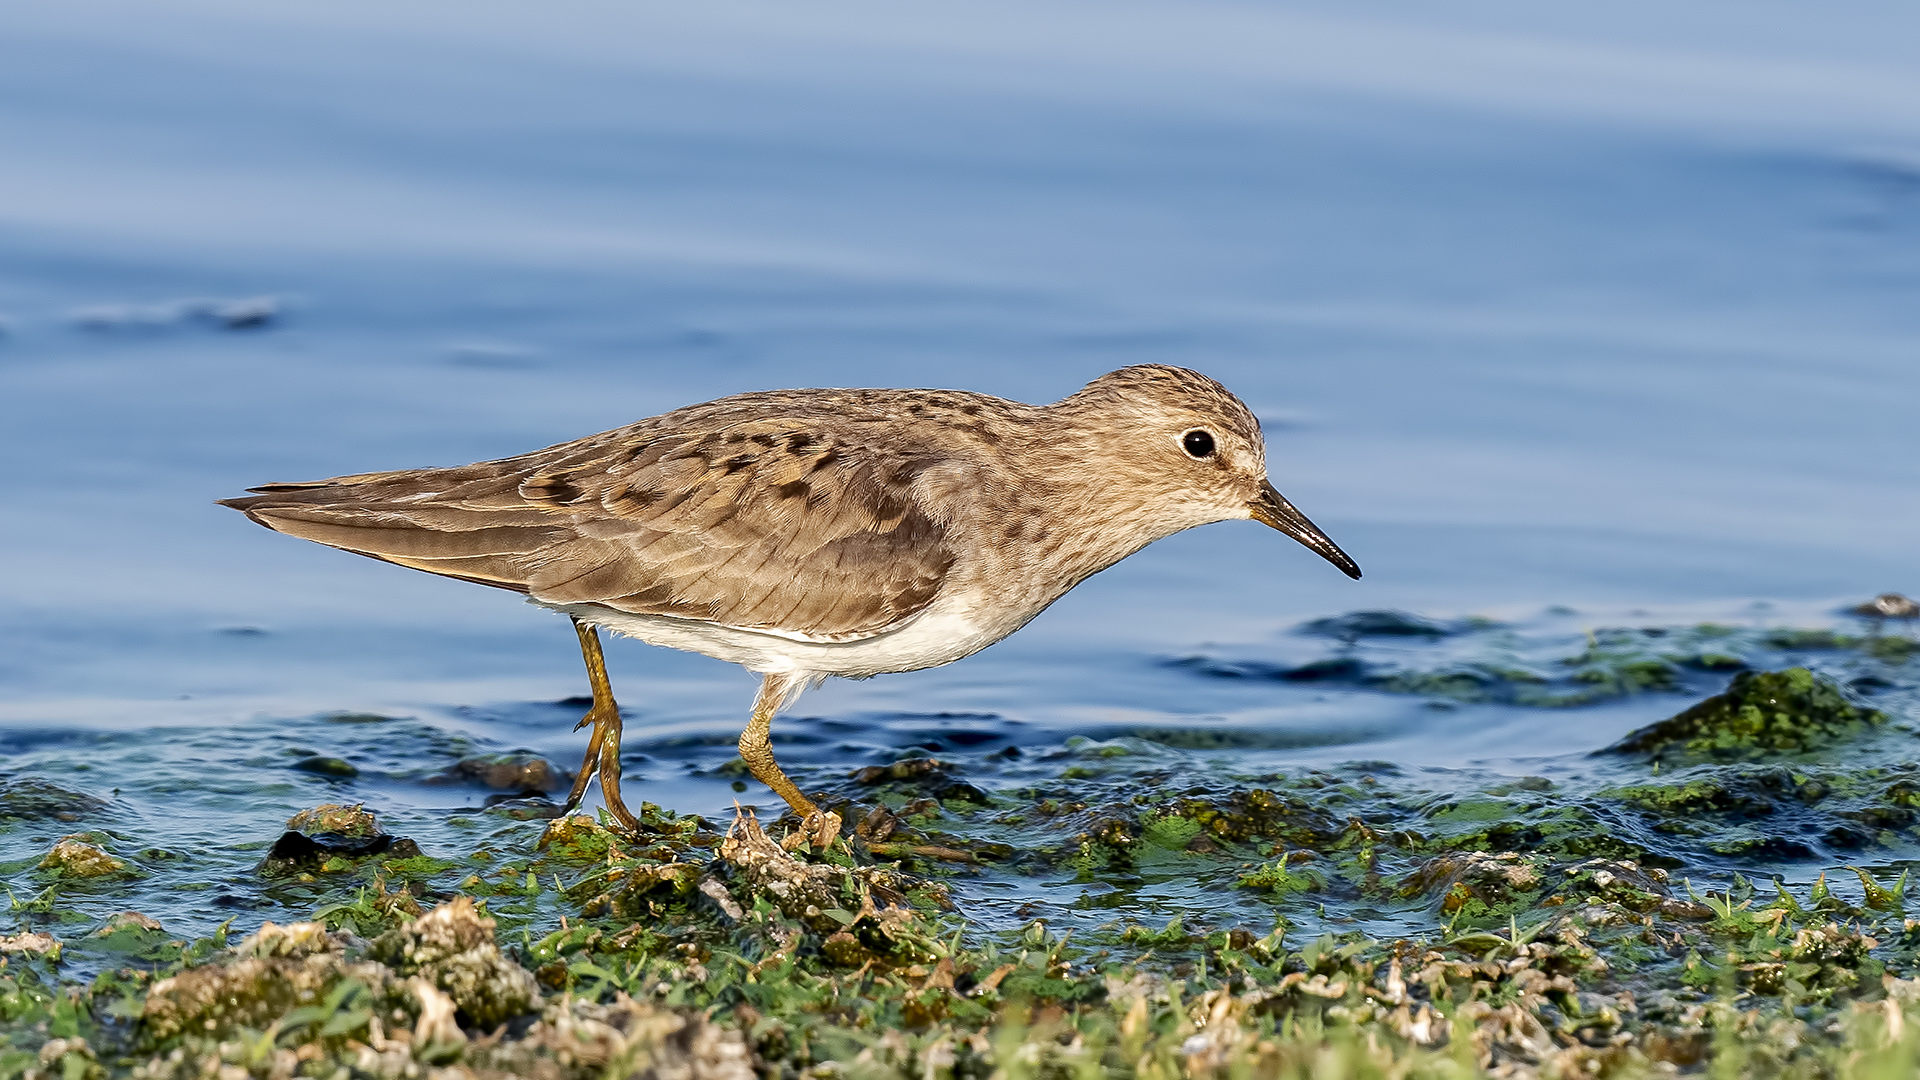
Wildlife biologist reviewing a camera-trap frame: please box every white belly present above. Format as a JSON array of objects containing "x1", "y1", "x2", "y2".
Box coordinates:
[{"x1": 536, "y1": 592, "x2": 1008, "y2": 680}]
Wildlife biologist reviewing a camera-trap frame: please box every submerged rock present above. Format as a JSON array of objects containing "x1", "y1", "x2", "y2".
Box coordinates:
[
  {"x1": 852, "y1": 757, "x2": 948, "y2": 785},
  {"x1": 1601, "y1": 668, "x2": 1886, "y2": 764},
  {"x1": 0, "y1": 777, "x2": 109, "y2": 822},
  {"x1": 1300, "y1": 610, "x2": 1452, "y2": 641},
  {"x1": 1399, "y1": 851, "x2": 1544, "y2": 918},
  {"x1": 438, "y1": 752, "x2": 570, "y2": 792},
  {"x1": 291, "y1": 754, "x2": 359, "y2": 778}
]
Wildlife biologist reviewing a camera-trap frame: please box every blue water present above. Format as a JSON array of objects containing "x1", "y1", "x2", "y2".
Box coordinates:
[{"x1": 3, "y1": 0, "x2": 1919, "y2": 939}]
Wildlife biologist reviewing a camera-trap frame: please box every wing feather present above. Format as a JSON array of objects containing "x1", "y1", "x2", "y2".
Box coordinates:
[{"x1": 221, "y1": 402, "x2": 962, "y2": 641}]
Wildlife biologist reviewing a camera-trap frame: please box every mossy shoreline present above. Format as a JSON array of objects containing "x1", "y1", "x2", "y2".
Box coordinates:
[{"x1": 3, "y1": 612, "x2": 1919, "y2": 1078}]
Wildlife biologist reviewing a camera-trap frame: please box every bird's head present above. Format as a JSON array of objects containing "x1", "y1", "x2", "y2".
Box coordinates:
[{"x1": 1058, "y1": 365, "x2": 1360, "y2": 580}]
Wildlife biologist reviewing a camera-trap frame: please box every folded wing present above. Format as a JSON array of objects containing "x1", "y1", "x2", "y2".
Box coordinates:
[{"x1": 220, "y1": 408, "x2": 958, "y2": 642}]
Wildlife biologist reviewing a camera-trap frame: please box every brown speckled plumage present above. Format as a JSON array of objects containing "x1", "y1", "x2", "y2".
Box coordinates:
[{"x1": 222, "y1": 365, "x2": 1359, "y2": 839}]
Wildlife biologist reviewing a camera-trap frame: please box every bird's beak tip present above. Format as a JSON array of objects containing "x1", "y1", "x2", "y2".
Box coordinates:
[{"x1": 1249, "y1": 483, "x2": 1361, "y2": 581}]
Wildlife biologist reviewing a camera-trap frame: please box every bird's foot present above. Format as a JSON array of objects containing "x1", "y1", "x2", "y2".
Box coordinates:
[{"x1": 780, "y1": 809, "x2": 843, "y2": 854}]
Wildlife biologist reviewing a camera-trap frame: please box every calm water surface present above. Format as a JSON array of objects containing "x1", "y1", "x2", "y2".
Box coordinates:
[{"x1": 2, "y1": 0, "x2": 1918, "y2": 943}]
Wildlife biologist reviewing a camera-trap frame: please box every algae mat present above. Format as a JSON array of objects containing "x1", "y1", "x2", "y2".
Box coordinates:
[{"x1": 5, "y1": 609, "x2": 1920, "y2": 1078}]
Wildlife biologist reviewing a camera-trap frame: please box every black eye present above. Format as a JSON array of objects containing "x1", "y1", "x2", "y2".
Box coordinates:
[{"x1": 1182, "y1": 429, "x2": 1216, "y2": 459}]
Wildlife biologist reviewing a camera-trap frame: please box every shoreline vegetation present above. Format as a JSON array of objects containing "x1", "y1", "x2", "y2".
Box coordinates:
[{"x1": 4, "y1": 610, "x2": 1920, "y2": 1078}]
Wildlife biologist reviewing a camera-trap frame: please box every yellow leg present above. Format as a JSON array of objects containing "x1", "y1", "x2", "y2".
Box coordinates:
[
  {"x1": 740, "y1": 674, "x2": 840, "y2": 848},
  {"x1": 556, "y1": 618, "x2": 641, "y2": 833}
]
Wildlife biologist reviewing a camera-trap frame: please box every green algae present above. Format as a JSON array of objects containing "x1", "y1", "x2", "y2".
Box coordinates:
[
  {"x1": 1238, "y1": 856, "x2": 1323, "y2": 897},
  {"x1": 1605, "y1": 667, "x2": 1888, "y2": 764},
  {"x1": 2, "y1": 614, "x2": 1920, "y2": 1076},
  {"x1": 5, "y1": 793, "x2": 1920, "y2": 1078},
  {"x1": 288, "y1": 755, "x2": 357, "y2": 779}
]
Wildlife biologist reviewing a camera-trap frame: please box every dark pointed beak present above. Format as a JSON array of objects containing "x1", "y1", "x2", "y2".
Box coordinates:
[{"x1": 1249, "y1": 480, "x2": 1361, "y2": 579}]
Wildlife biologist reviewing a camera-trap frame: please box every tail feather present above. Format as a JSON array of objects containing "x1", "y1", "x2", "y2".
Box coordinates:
[{"x1": 219, "y1": 476, "x2": 557, "y2": 595}]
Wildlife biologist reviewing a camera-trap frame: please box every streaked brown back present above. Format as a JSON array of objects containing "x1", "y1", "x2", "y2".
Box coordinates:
[{"x1": 221, "y1": 391, "x2": 969, "y2": 641}]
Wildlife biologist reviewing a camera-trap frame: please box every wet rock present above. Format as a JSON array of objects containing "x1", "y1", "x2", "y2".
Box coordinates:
[
  {"x1": 468, "y1": 994, "x2": 754, "y2": 1080},
  {"x1": 137, "y1": 907, "x2": 550, "y2": 1077},
  {"x1": 291, "y1": 754, "x2": 359, "y2": 778},
  {"x1": 259, "y1": 830, "x2": 422, "y2": 871},
  {"x1": 38, "y1": 836, "x2": 130, "y2": 878},
  {"x1": 484, "y1": 795, "x2": 565, "y2": 820},
  {"x1": 1164, "y1": 788, "x2": 1341, "y2": 845},
  {"x1": 261, "y1": 803, "x2": 422, "y2": 872},
  {"x1": 1559, "y1": 638, "x2": 1683, "y2": 697},
  {"x1": 239, "y1": 920, "x2": 340, "y2": 960},
  {"x1": 1854, "y1": 592, "x2": 1920, "y2": 619},
  {"x1": 1300, "y1": 609, "x2": 1451, "y2": 641},
  {"x1": 1601, "y1": 764, "x2": 1920, "y2": 860},
  {"x1": 1553, "y1": 858, "x2": 1712, "y2": 920},
  {"x1": 1601, "y1": 668, "x2": 1885, "y2": 764},
  {"x1": 822, "y1": 930, "x2": 878, "y2": 967},
  {"x1": 1763, "y1": 628, "x2": 1856, "y2": 650},
  {"x1": 289, "y1": 753, "x2": 359, "y2": 776},
  {"x1": 537, "y1": 813, "x2": 619, "y2": 860},
  {"x1": 715, "y1": 809, "x2": 841, "y2": 919},
  {"x1": 1606, "y1": 773, "x2": 1779, "y2": 817},
  {"x1": 1704, "y1": 834, "x2": 1818, "y2": 860},
  {"x1": 91, "y1": 911, "x2": 163, "y2": 938},
  {"x1": 30, "y1": 1037, "x2": 99, "y2": 1080},
  {"x1": 852, "y1": 757, "x2": 947, "y2": 784},
  {"x1": 854, "y1": 805, "x2": 900, "y2": 843},
  {"x1": 0, "y1": 931, "x2": 60, "y2": 957},
  {"x1": 0, "y1": 777, "x2": 108, "y2": 821},
  {"x1": 1399, "y1": 851, "x2": 1544, "y2": 917},
  {"x1": 321, "y1": 710, "x2": 400, "y2": 724},
  {"x1": 935, "y1": 779, "x2": 992, "y2": 805},
  {"x1": 142, "y1": 921, "x2": 378, "y2": 1041},
  {"x1": 286, "y1": 802, "x2": 383, "y2": 837},
  {"x1": 588, "y1": 862, "x2": 704, "y2": 919},
  {"x1": 368, "y1": 896, "x2": 539, "y2": 1028},
  {"x1": 439, "y1": 752, "x2": 570, "y2": 792},
  {"x1": 89, "y1": 912, "x2": 169, "y2": 958},
  {"x1": 1280, "y1": 657, "x2": 1367, "y2": 682},
  {"x1": 850, "y1": 756, "x2": 990, "y2": 806},
  {"x1": 1368, "y1": 665, "x2": 1522, "y2": 704}
]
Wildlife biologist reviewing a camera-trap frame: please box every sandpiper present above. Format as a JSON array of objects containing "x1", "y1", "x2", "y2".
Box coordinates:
[{"x1": 222, "y1": 365, "x2": 1360, "y2": 843}]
